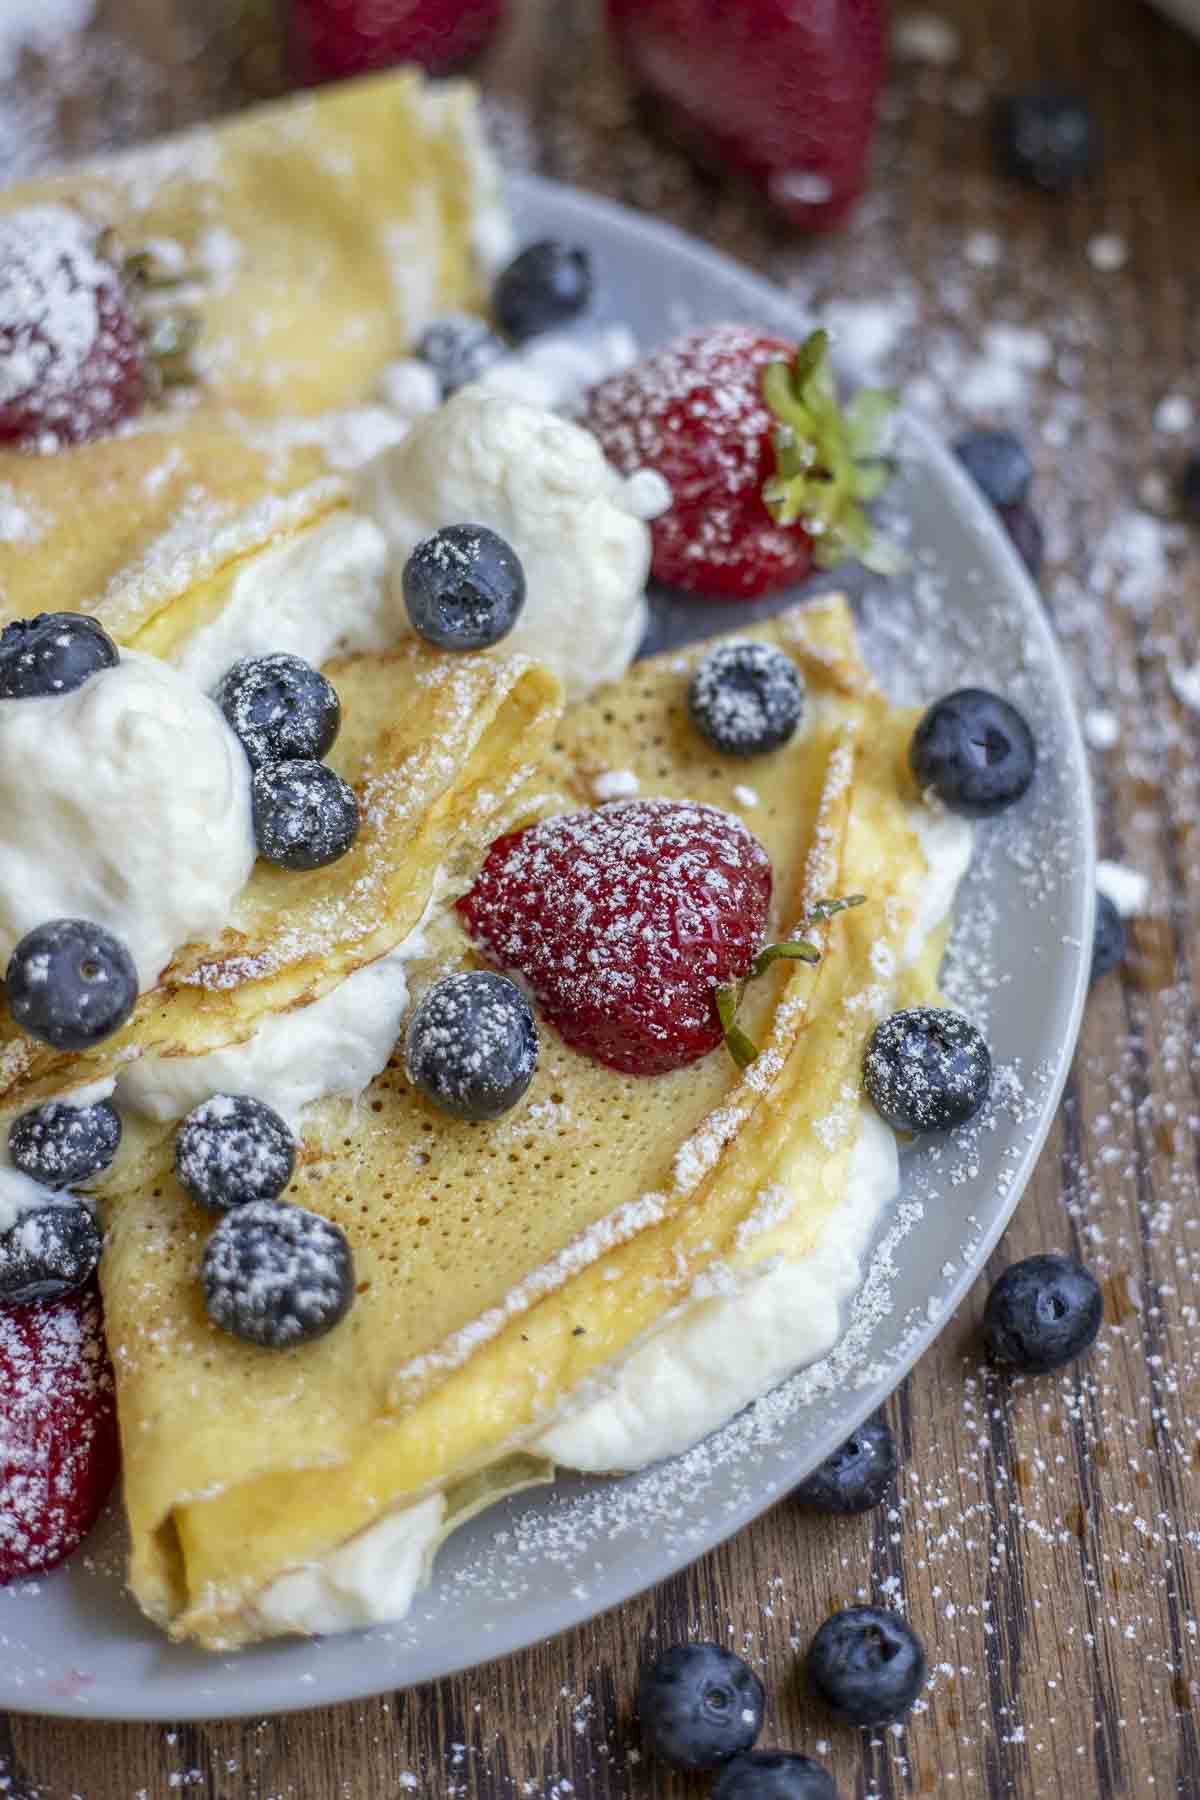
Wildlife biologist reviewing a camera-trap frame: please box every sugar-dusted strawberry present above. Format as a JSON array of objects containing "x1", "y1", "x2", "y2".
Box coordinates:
[
  {"x1": 606, "y1": 0, "x2": 885, "y2": 232},
  {"x1": 584, "y1": 325, "x2": 896, "y2": 600},
  {"x1": 0, "y1": 1282, "x2": 119, "y2": 1584},
  {"x1": 458, "y1": 799, "x2": 773, "y2": 1075},
  {"x1": 287, "y1": 0, "x2": 504, "y2": 83},
  {"x1": 0, "y1": 207, "x2": 147, "y2": 452}
]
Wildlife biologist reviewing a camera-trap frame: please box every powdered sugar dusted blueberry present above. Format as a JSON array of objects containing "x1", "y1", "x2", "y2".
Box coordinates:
[
  {"x1": 215, "y1": 653, "x2": 341, "y2": 770},
  {"x1": 0, "y1": 1202, "x2": 102, "y2": 1305},
  {"x1": 402, "y1": 523, "x2": 526, "y2": 652},
  {"x1": 0, "y1": 611, "x2": 118, "y2": 700},
  {"x1": 175, "y1": 1093, "x2": 296, "y2": 1214},
  {"x1": 251, "y1": 758, "x2": 360, "y2": 870},
  {"x1": 6, "y1": 918, "x2": 138, "y2": 1052},
  {"x1": 405, "y1": 971, "x2": 537, "y2": 1122},
  {"x1": 688, "y1": 639, "x2": 805, "y2": 756},
  {"x1": 201, "y1": 1198, "x2": 354, "y2": 1349},
  {"x1": 9, "y1": 1097, "x2": 121, "y2": 1188},
  {"x1": 417, "y1": 314, "x2": 507, "y2": 395},
  {"x1": 863, "y1": 1006, "x2": 992, "y2": 1132}
]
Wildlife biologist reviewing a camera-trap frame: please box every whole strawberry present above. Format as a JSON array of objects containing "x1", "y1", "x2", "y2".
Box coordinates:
[
  {"x1": 288, "y1": 0, "x2": 505, "y2": 82},
  {"x1": 607, "y1": 0, "x2": 885, "y2": 231},
  {"x1": 0, "y1": 1282, "x2": 119, "y2": 1584},
  {"x1": 585, "y1": 324, "x2": 896, "y2": 599},
  {"x1": 458, "y1": 799, "x2": 773, "y2": 1075},
  {"x1": 0, "y1": 207, "x2": 146, "y2": 452}
]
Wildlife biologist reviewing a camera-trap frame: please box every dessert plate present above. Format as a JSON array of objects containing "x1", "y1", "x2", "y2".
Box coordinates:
[{"x1": 0, "y1": 172, "x2": 1092, "y2": 1720}]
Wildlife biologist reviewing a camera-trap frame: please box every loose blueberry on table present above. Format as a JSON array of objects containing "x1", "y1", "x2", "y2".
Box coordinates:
[
  {"x1": 175, "y1": 1094, "x2": 297, "y2": 1214},
  {"x1": 0, "y1": 611, "x2": 119, "y2": 700},
  {"x1": 251, "y1": 757, "x2": 360, "y2": 870},
  {"x1": 953, "y1": 429, "x2": 1035, "y2": 510},
  {"x1": 863, "y1": 1006, "x2": 992, "y2": 1133},
  {"x1": 405, "y1": 971, "x2": 538, "y2": 1122},
  {"x1": 6, "y1": 918, "x2": 139, "y2": 1052},
  {"x1": 909, "y1": 688, "x2": 1036, "y2": 818},
  {"x1": 215, "y1": 652, "x2": 341, "y2": 769},
  {"x1": 713, "y1": 1752, "x2": 840, "y2": 1800},
  {"x1": 638, "y1": 1641, "x2": 765, "y2": 1770},
  {"x1": 993, "y1": 88, "x2": 1099, "y2": 193},
  {"x1": 806, "y1": 1605, "x2": 927, "y2": 1725},
  {"x1": 9, "y1": 1097, "x2": 122, "y2": 1188},
  {"x1": 1090, "y1": 890, "x2": 1127, "y2": 984},
  {"x1": 202, "y1": 1198, "x2": 355, "y2": 1349},
  {"x1": 997, "y1": 499, "x2": 1045, "y2": 578},
  {"x1": 794, "y1": 1416, "x2": 897, "y2": 1514},
  {"x1": 402, "y1": 523, "x2": 526, "y2": 651},
  {"x1": 983, "y1": 1253, "x2": 1104, "y2": 1373}
]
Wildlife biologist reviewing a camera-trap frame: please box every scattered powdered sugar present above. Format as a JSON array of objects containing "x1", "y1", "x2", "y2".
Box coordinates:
[
  {"x1": 1095, "y1": 859, "x2": 1150, "y2": 918},
  {"x1": 0, "y1": 0, "x2": 95, "y2": 81},
  {"x1": 590, "y1": 767, "x2": 640, "y2": 801},
  {"x1": 0, "y1": 482, "x2": 44, "y2": 544}
]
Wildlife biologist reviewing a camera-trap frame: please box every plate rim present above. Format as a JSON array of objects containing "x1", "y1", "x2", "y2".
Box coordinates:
[{"x1": 0, "y1": 168, "x2": 1094, "y2": 1721}]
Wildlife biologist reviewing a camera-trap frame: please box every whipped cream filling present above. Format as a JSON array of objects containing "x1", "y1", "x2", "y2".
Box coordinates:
[
  {"x1": 358, "y1": 388, "x2": 669, "y2": 702},
  {"x1": 0, "y1": 651, "x2": 255, "y2": 990},
  {"x1": 250, "y1": 1494, "x2": 446, "y2": 1638},
  {"x1": 168, "y1": 511, "x2": 393, "y2": 695}
]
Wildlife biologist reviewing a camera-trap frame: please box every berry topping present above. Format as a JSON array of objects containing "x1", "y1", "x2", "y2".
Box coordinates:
[
  {"x1": 993, "y1": 89, "x2": 1099, "y2": 193},
  {"x1": 215, "y1": 653, "x2": 341, "y2": 770},
  {"x1": 0, "y1": 1203, "x2": 103, "y2": 1307},
  {"x1": 6, "y1": 919, "x2": 138, "y2": 1052},
  {"x1": 418, "y1": 314, "x2": 507, "y2": 396},
  {"x1": 983, "y1": 1253, "x2": 1103, "y2": 1373},
  {"x1": 493, "y1": 240, "x2": 592, "y2": 343},
  {"x1": 953, "y1": 429, "x2": 1034, "y2": 510},
  {"x1": 1181, "y1": 448, "x2": 1200, "y2": 521},
  {"x1": 1090, "y1": 890, "x2": 1127, "y2": 984},
  {"x1": 806, "y1": 1606, "x2": 927, "y2": 1725},
  {"x1": 251, "y1": 759, "x2": 360, "y2": 870},
  {"x1": 688, "y1": 639, "x2": 805, "y2": 756},
  {"x1": 9, "y1": 1097, "x2": 121, "y2": 1189},
  {"x1": 639, "y1": 1642, "x2": 764, "y2": 1771},
  {"x1": 459, "y1": 799, "x2": 773, "y2": 1076},
  {"x1": 997, "y1": 500, "x2": 1045, "y2": 578},
  {"x1": 584, "y1": 326, "x2": 896, "y2": 600},
  {"x1": 0, "y1": 612, "x2": 118, "y2": 701},
  {"x1": 288, "y1": 0, "x2": 504, "y2": 82},
  {"x1": 402, "y1": 523, "x2": 526, "y2": 651},
  {"x1": 405, "y1": 971, "x2": 538, "y2": 1122},
  {"x1": 793, "y1": 1416, "x2": 897, "y2": 1514},
  {"x1": 175, "y1": 1095, "x2": 297, "y2": 1214},
  {"x1": 0, "y1": 1284, "x2": 118, "y2": 1583},
  {"x1": 201, "y1": 1198, "x2": 355, "y2": 1349},
  {"x1": 864, "y1": 1006, "x2": 992, "y2": 1133},
  {"x1": 909, "y1": 689, "x2": 1036, "y2": 817},
  {"x1": 713, "y1": 1752, "x2": 839, "y2": 1800},
  {"x1": 0, "y1": 205, "x2": 145, "y2": 450}
]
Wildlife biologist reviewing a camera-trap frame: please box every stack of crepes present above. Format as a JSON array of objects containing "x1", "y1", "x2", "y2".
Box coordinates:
[{"x1": 0, "y1": 77, "x2": 955, "y2": 1650}]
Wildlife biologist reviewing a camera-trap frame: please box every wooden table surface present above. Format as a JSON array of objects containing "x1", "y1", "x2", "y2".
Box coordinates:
[{"x1": 2, "y1": 0, "x2": 1199, "y2": 1793}]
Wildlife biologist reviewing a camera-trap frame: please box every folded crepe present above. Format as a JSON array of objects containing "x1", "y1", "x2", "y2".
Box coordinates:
[
  {"x1": 92, "y1": 595, "x2": 963, "y2": 1647},
  {"x1": 0, "y1": 67, "x2": 503, "y2": 636}
]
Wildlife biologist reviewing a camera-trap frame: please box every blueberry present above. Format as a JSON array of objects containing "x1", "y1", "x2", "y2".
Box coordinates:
[
  {"x1": 1180, "y1": 449, "x2": 1200, "y2": 521},
  {"x1": 0, "y1": 1202, "x2": 102, "y2": 1306},
  {"x1": 997, "y1": 501, "x2": 1045, "y2": 578},
  {"x1": 806, "y1": 1606, "x2": 926, "y2": 1725},
  {"x1": 1090, "y1": 890, "x2": 1127, "y2": 984},
  {"x1": 9, "y1": 1098, "x2": 121, "y2": 1188},
  {"x1": 994, "y1": 89, "x2": 1099, "y2": 193},
  {"x1": 983, "y1": 1253, "x2": 1103, "y2": 1373},
  {"x1": 215, "y1": 654, "x2": 341, "y2": 770},
  {"x1": 714, "y1": 1752, "x2": 839, "y2": 1800},
  {"x1": 493, "y1": 240, "x2": 592, "y2": 343},
  {"x1": 6, "y1": 919, "x2": 138, "y2": 1052},
  {"x1": 405, "y1": 972, "x2": 537, "y2": 1122},
  {"x1": 910, "y1": 688, "x2": 1036, "y2": 818},
  {"x1": 175, "y1": 1094, "x2": 296, "y2": 1214},
  {"x1": 418, "y1": 315, "x2": 507, "y2": 396},
  {"x1": 864, "y1": 1007, "x2": 992, "y2": 1133},
  {"x1": 688, "y1": 640, "x2": 805, "y2": 757},
  {"x1": 402, "y1": 524, "x2": 526, "y2": 652},
  {"x1": 0, "y1": 612, "x2": 118, "y2": 700},
  {"x1": 201, "y1": 1198, "x2": 354, "y2": 1349},
  {"x1": 794, "y1": 1417, "x2": 897, "y2": 1515},
  {"x1": 638, "y1": 1642, "x2": 764, "y2": 1771},
  {"x1": 953, "y1": 430, "x2": 1034, "y2": 510},
  {"x1": 251, "y1": 759, "x2": 359, "y2": 870}
]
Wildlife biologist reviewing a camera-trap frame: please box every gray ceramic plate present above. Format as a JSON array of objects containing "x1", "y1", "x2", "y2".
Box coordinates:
[{"x1": 0, "y1": 173, "x2": 1093, "y2": 1720}]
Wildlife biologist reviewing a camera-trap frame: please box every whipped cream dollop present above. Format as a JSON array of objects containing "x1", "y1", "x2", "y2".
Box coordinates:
[
  {"x1": 0, "y1": 652, "x2": 254, "y2": 990},
  {"x1": 358, "y1": 388, "x2": 670, "y2": 701},
  {"x1": 169, "y1": 511, "x2": 393, "y2": 695}
]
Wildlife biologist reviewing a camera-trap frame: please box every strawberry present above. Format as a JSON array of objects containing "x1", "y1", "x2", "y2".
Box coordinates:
[
  {"x1": 0, "y1": 1283, "x2": 119, "y2": 1584},
  {"x1": 0, "y1": 207, "x2": 146, "y2": 452},
  {"x1": 584, "y1": 325, "x2": 897, "y2": 599},
  {"x1": 606, "y1": 0, "x2": 885, "y2": 231},
  {"x1": 458, "y1": 799, "x2": 773, "y2": 1075},
  {"x1": 287, "y1": 0, "x2": 505, "y2": 83}
]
